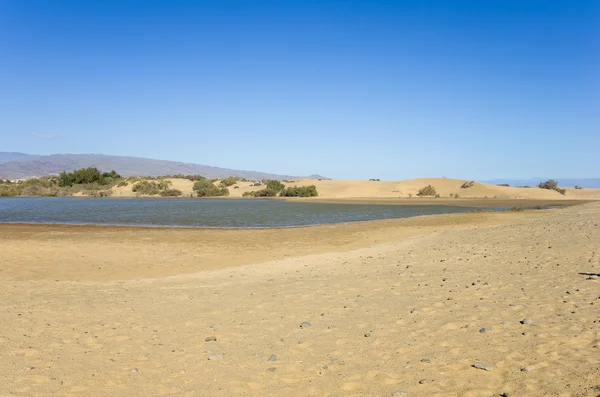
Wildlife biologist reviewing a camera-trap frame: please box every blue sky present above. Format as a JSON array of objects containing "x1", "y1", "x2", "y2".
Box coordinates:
[{"x1": 1, "y1": 1, "x2": 598, "y2": 180}]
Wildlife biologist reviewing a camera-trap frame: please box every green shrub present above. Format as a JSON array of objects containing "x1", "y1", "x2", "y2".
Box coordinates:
[
  {"x1": 461, "y1": 181, "x2": 475, "y2": 188},
  {"x1": 538, "y1": 179, "x2": 566, "y2": 195},
  {"x1": 574, "y1": 185, "x2": 583, "y2": 190},
  {"x1": 243, "y1": 191, "x2": 256, "y2": 197},
  {"x1": 193, "y1": 179, "x2": 229, "y2": 197},
  {"x1": 132, "y1": 180, "x2": 172, "y2": 195},
  {"x1": 0, "y1": 184, "x2": 21, "y2": 196},
  {"x1": 497, "y1": 183, "x2": 510, "y2": 187},
  {"x1": 219, "y1": 176, "x2": 237, "y2": 187},
  {"x1": 265, "y1": 180, "x2": 285, "y2": 192},
  {"x1": 253, "y1": 188, "x2": 279, "y2": 197},
  {"x1": 252, "y1": 182, "x2": 262, "y2": 186},
  {"x1": 160, "y1": 189, "x2": 182, "y2": 197},
  {"x1": 280, "y1": 185, "x2": 318, "y2": 197},
  {"x1": 508, "y1": 206, "x2": 524, "y2": 212},
  {"x1": 117, "y1": 180, "x2": 129, "y2": 187},
  {"x1": 417, "y1": 185, "x2": 437, "y2": 196}
]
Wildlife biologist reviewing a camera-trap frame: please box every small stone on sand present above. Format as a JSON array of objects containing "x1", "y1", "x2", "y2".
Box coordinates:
[{"x1": 472, "y1": 362, "x2": 493, "y2": 371}]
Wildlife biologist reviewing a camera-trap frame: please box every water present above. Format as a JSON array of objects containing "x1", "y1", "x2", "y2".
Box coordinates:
[{"x1": 0, "y1": 197, "x2": 501, "y2": 228}]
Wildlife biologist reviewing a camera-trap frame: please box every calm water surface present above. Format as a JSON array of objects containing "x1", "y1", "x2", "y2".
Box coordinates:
[{"x1": 0, "y1": 197, "x2": 502, "y2": 228}]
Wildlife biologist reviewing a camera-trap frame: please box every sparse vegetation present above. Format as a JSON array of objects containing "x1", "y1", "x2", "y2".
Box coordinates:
[
  {"x1": 574, "y1": 185, "x2": 583, "y2": 190},
  {"x1": 461, "y1": 181, "x2": 475, "y2": 189},
  {"x1": 508, "y1": 206, "x2": 524, "y2": 212},
  {"x1": 162, "y1": 174, "x2": 207, "y2": 181},
  {"x1": 369, "y1": 178, "x2": 380, "y2": 181},
  {"x1": 132, "y1": 180, "x2": 172, "y2": 195},
  {"x1": 58, "y1": 167, "x2": 121, "y2": 187},
  {"x1": 497, "y1": 183, "x2": 510, "y2": 187},
  {"x1": 160, "y1": 189, "x2": 182, "y2": 197},
  {"x1": 280, "y1": 185, "x2": 318, "y2": 197},
  {"x1": 0, "y1": 168, "x2": 123, "y2": 197},
  {"x1": 219, "y1": 176, "x2": 237, "y2": 187},
  {"x1": 538, "y1": 179, "x2": 566, "y2": 195},
  {"x1": 193, "y1": 179, "x2": 229, "y2": 197},
  {"x1": 417, "y1": 185, "x2": 437, "y2": 197}
]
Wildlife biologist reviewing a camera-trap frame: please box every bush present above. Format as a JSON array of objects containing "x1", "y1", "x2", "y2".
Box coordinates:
[
  {"x1": 252, "y1": 182, "x2": 262, "y2": 186},
  {"x1": 219, "y1": 176, "x2": 237, "y2": 187},
  {"x1": 497, "y1": 183, "x2": 510, "y2": 187},
  {"x1": 243, "y1": 191, "x2": 256, "y2": 197},
  {"x1": 369, "y1": 178, "x2": 380, "y2": 181},
  {"x1": 0, "y1": 184, "x2": 21, "y2": 196},
  {"x1": 280, "y1": 185, "x2": 318, "y2": 197},
  {"x1": 117, "y1": 180, "x2": 129, "y2": 187},
  {"x1": 193, "y1": 179, "x2": 229, "y2": 197},
  {"x1": 508, "y1": 206, "x2": 524, "y2": 212},
  {"x1": 538, "y1": 179, "x2": 566, "y2": 195},
  {"x1": 162, "y1": 174, "x2": 206, "y2": 181},
  {"x1": 253, "y1": 188, "x2": 279, "y2": 197},
  {"x1": 574, "y1": 185, "x2": 583, "y2": 190},
  {"x1": 132, "y1": 180, "x2": 172, "y2": 195},
  {"x1": 417, "y1": 185, "x2": 437, "y2": 196},
  {"x1": 461, "y1": 181, "x2": 475, "y2": 188},
  {"x1": 265, "y1": 180, "x2": 285, "y2": 192},
  {"x1": 160, "y1": 189, "x2": 182, "y2": 197}
]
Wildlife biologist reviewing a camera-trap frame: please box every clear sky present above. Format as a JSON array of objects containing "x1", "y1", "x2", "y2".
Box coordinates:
[{"x1": 1, "y1": 0, "x2": 598, "y2": 180}]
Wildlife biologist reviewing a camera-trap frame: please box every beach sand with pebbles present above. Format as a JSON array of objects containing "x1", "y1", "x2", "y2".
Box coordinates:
[{"x1": 1, "y1": 203, "x2": 599, "y2": 396}]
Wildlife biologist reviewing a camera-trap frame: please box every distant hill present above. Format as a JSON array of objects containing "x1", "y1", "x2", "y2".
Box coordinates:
[
  {"x1": 484, "y1": 178, "x2": 600, "y2": 188},
  {"x1": 0, "y1": 153, "x2": 328, "y2": 181},
  {"x1": 0, "y1": 152, "x2": 41, "y2": 164}
]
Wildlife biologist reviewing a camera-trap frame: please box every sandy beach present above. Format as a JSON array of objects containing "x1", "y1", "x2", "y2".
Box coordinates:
[{"x1": 1, "y1": 203, "x2": 599, "y2": 396}]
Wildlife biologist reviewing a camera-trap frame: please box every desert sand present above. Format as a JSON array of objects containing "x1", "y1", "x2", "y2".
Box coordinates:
[
  {"x1": 109, "y1": 177, "x2": 600, "y2": 201},
  {"x1": 1, "y1": 203, "x2": 599, "y2": 396}
]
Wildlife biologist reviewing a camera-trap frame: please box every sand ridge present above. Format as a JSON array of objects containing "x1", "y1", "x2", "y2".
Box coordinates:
[
  {"x1": 109, "y1": 177, "x2": 600, "y2": 200},
  {"x1": 1, "y1": 204, "x2": 599, "y2": 396}
]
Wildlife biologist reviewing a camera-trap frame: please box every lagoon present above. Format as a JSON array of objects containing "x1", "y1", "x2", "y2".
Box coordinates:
[{"x1": 0, "y1": 197, "x2": 503, "y2": 228}]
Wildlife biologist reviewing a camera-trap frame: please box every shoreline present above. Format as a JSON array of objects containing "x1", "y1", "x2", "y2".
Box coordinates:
[
  {"x1": 0, "y1": 209, "x2": 544, "y2": 282},
  {"x1": 2, "y1": 194, "x2": 595, "y2": 208},
  {"x1": 0, "y1": 200, "x2": 569, "y2": 231}
]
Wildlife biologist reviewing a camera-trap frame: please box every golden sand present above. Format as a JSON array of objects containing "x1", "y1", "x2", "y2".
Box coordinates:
[{"x1": 1, "y1": 203, "x2": 599, "y2": 396}]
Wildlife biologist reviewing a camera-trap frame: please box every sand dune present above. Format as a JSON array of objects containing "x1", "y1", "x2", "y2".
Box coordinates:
[
  {"x1": 1, "y1": 204, "x2": 599, "y2": 396},
  {"x1": 110, "y1": 177, "x2": 600, "y2": 201}
]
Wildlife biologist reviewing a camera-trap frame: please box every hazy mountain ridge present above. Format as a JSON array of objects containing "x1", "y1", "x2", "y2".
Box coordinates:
[
  {"x1": 0, "y1": 152, "x2": 41, "y2": 164},
  {"x1": 0, "y1": 153, "x2": 327, "y2": 181}
]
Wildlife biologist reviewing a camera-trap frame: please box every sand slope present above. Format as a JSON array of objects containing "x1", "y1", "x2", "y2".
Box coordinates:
[
  {"x1": 1, "y1": 204, "x2": 599, "y2": 396},
  {"x1": 109, "y1": 177, "x2": 600, "y2": 200}
]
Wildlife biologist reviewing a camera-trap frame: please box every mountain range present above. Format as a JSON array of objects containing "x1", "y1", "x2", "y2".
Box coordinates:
[{"x1": 0, "y1": 152, "x2": 327, "y2": 181}]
